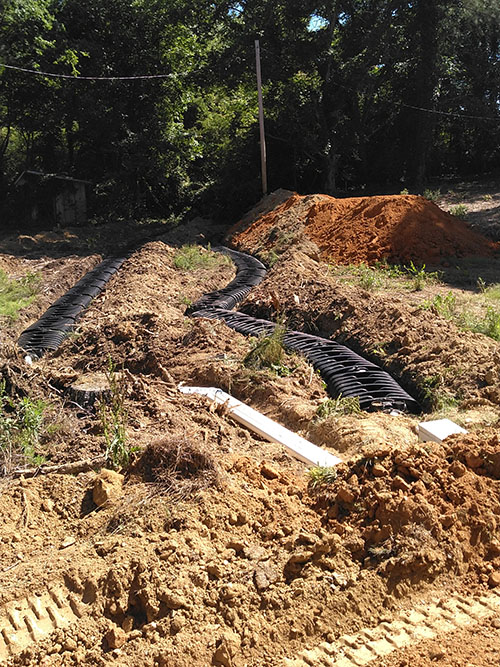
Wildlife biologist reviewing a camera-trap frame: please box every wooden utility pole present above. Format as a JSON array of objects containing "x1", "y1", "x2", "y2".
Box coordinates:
[{"x1": 255, "y1": 39, "x2": 267, "y2": 196}]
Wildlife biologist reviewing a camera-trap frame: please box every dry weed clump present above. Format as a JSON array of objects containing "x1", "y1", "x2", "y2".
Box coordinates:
[{"x1": 138, "y1": 436, "x2": 221, "y2": 497}]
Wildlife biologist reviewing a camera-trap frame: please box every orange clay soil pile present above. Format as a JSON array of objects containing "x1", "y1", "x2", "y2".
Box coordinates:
[{"x1": 230, "y1": 192, "x2": 499, "y2": 265}]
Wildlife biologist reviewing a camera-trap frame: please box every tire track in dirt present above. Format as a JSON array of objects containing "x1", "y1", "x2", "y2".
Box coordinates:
[
  {"x1": 285, "y1": 588, "x2": 500, "y2": 666},
  {"x1": 0, "y1": 585, "x2": 86, "y2": 661}
]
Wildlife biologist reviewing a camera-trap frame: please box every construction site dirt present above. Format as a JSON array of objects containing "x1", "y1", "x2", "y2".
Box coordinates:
[{"x1": 0, "y1": 185, "x2": 499, "y2": 666}]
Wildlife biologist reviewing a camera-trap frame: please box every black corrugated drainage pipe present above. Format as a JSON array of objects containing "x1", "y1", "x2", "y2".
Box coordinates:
[
  {"x1": 189, "y1": 247, "x2": 421, "y2": 414},
  {"x1": 18, "y1": 256, "x2": 127, "y2": 357},
  {"x1": 17, "y1": 240, "x2": 420, "y2": 413}
]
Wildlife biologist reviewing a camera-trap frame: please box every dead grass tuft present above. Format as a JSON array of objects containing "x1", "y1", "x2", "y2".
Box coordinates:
[{"x1": 138, "y1": 436, "x2": 221, "y2": 497}]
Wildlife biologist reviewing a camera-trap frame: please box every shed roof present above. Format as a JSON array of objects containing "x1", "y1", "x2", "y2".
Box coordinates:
[{"x1": 13, "y1": 170, "x2": 91, "y2": 187}]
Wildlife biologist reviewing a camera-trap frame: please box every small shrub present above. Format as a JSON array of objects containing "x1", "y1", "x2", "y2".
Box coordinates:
[
  {"x1": 308, "y1": 465, "x2": 338, "y2": 491},
  {"x1": 449, "y1": 204, "x2": 469, "y2": 220},
  {"x1": 423, "y1": 188, "x2": 440, "y2": 202},
  {"x1": 405, "y1": 261, "x2": 440, "y2": 291},
  {"x1": 315, "y1": 395, "x2": 361, "y2": 420},
  {"x1": 0, "y1": 270, "x2": 41, "y2": 321},
  {"x1": 419, "y1": 375, "x2": 458, "y2": 411},
  {"x1": 421, "y1": 291, "x2": 457, "y2": 319},
  {"x1": 244, "y1": 322, "x2": 286, "y2": 371},
  {"x1": 0, "y1": 382, "x2": 50, "y2": 474}
]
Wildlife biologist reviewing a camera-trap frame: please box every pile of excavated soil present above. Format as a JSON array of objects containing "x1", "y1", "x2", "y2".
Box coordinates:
[
  {"x1": 230, "y1": 192, "x2": 499, "y2": 265},
  {"x1": 309, "y1": 431, "x2": 500, "y2": 587}
]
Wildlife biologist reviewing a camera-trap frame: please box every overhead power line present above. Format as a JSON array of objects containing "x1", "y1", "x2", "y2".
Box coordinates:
[
  {"x1": 2, "y1": 61, "x2": 499, "y2": 123},
  {"x1": 0, "y1": 62, "x2": 176, "y2": 81},
  {"x1": 402, "y1": 103, "x2": 499, "y2": 122}
]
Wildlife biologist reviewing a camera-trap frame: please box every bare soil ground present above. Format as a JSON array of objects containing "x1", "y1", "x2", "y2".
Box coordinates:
[
  {"x1": 436, "y1": 178, "x2": 500, "y2": 241},
  {"x1": 0, "y1": 186, "x2": 499, "y2": 666}
]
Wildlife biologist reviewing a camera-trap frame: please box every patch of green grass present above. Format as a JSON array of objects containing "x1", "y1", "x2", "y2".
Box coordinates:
[
  {"x1": 244, "y1": 322, "x2": 287, "y2": 372},
  {"x1": 261, "y1": 249, "x2": 279, "y2": 268},
  {"x1": 421, "y1": 291, "x2": 457, "y2": 319},
  {"x1": 0, "y1": 383, "x2": 50, "y2": 474},
  {"x1": 331, "y1": 260, "x2": 439, "y2": 293},
  {"x1": 180, "y1": 295, "x2": 193, "y2": 308},
  {"x1": 0, "y1": 270, "x2": 41, "y2": 321},
  {"x1": 421, "y1": 288, "x2": 500, "y2": 342},
  {"x1": 372, "y1": 343, "x2": 388, "y2": 358},
  {"x1": 449, "y1": 204, "x2": 469, "y2": 220},
  {"x1": 373, "y1": 260, "x2": 405, "y2": 279},
  {"x1": 467, "y1": 307, "x2": 500, "y2": 341},
  {"x1": 484, "y1": 283, "x2": 500, "y2": 302},
  {"x1": 173, "y1": 245, "x2": 230, "y2": 271},
  {"x1": 357, "y1": 264, "x2": 382, "y2": 290},
  {"x1": 332, "y1": 262, "x2": 387, "y2": 290},
  {"x1": 307, "y1": 465, "x2": 338, "y2": 491},
  {"x1": 315, "y1": 395, "x2": 362, "y2": 420},
  {"x1": 243, "y1": 320, "x2": 300, "y2": 377}
]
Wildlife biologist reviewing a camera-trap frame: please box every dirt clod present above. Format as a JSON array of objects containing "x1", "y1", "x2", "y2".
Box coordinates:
[
  {"x1": 488, "y1": 571, "x2": 500, "y2": 588},
  {"x1": 105, "y1": 625, "x2": 128, "y2": 649},
  {"x1": 93, "y1": 468, "x2": 125, "y2": 507}
]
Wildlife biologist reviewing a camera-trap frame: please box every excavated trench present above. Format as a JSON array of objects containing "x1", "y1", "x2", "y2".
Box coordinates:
[{"x1": 18, "y1": 244, "x2": 419, "y2": 414}]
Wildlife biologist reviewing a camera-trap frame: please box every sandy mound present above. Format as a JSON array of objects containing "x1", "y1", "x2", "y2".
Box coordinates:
[{"x1": 230, "y1": 192, "x2": 499, "y2": 265}]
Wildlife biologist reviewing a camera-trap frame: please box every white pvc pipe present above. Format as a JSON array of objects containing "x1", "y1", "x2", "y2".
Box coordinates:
[{"x1": 179, "y1": 385, "x2": 342, "y2": 468}]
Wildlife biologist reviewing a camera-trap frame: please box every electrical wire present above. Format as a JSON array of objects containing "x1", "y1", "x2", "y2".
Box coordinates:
[
  {"x1": 328, "y1": 74, "x2": 500, "y2": 123},
  {"x1": 402, "y1": 103, "x2": 500, "y2": 122},
  {"x1": 0, "y1": 62, "x2": 176, "y2": 81},
  {"x1": 2, "y1": 61, "x2": 499, "y2": 123}
]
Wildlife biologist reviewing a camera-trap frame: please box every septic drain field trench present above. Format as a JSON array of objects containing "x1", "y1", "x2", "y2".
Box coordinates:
[
  {"x1": 1, "y1": 225, "x2": 500, "y2": 667},
  {"x1": 18, "y1": 244, "x2": 419, "y2": 415}
]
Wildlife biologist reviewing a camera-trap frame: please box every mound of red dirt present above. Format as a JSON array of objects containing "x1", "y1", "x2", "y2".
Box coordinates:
[{"x1": 230, "y1": 192, "x2": 499, "y2": 265}]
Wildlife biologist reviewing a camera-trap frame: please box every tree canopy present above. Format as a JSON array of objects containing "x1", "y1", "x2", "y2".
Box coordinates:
[{"x1": 1, "y1": 0, "x2": 499, "y2": 222}]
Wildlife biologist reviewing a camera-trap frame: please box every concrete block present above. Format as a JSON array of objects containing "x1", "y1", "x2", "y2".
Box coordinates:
[{"x1": 418, "y1": 418, "x2": 467, "y2": 444}]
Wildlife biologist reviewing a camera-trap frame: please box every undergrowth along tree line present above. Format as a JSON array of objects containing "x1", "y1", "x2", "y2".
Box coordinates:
[{"x1": 0, "y1": 0, "x2": 499, "y2": 223}]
